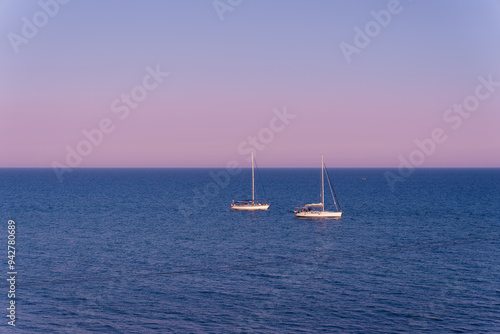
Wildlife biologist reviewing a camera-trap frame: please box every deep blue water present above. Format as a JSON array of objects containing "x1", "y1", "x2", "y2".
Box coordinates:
[{"x1": 0, "y1": 168, "x2": 499, "y2": 333}]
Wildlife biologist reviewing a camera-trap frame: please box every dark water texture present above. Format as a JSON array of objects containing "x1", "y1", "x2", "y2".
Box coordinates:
[{"x1": 0, "y1": 168, "x2": 499, "y2": 333}]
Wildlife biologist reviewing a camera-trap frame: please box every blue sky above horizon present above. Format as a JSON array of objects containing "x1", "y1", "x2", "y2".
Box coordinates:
[{"x1": 1, "y1": 0, "x2": 499, "y2": 168}]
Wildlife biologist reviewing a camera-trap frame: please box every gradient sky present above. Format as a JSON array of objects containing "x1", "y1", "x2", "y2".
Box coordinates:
[{"x1": 1, "y1": 0, "x2": 499, "y2": 168}]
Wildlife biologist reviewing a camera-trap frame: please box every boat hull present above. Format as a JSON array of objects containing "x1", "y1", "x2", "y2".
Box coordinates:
[
  {"x1": 295, "y1": 211, "x2": 342, "y2": 218},
  {"x1": 231, "y1": 204, "x2": 270, "y2": 211}
]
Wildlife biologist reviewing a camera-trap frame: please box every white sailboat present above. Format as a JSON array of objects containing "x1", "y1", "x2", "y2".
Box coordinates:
[
  {"x1": 295, "y1": 155, "x2": 342, "y2": 218},
  {"x1": 231, "y1": 152, "x2": 270, "y2": 211}
]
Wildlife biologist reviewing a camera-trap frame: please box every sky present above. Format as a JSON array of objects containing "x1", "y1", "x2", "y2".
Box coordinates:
[{"x1": 1, "y1": 0, "x2": 499, "y2": 168}]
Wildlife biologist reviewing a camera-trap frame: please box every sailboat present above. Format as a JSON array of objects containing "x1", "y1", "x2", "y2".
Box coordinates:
[
  {"x1": 294, "y1": 155, "x2": 342, "y2": 218},
  {"x1": 231, "y1": 152, "x2": 270, "y2": 211}
]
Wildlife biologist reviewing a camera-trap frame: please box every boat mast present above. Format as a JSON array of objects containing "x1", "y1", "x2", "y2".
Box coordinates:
[
  {"x1": 252, "y1": 151, "x2": 255, "y2": 203},
  {"x1": 321, "y1": 154, "x2": 325, "y2": 211}
]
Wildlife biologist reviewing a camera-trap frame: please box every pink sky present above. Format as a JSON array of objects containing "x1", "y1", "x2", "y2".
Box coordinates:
[{"x1": 1, "y1": 0, "x2": 499, "y2": 167}]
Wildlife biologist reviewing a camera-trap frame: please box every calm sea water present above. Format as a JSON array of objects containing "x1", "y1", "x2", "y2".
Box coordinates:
[{"x1": 0, "y1": 168, "x2": 499, "y2": 333}]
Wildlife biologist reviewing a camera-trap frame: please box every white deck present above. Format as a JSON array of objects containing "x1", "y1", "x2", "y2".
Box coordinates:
[
  {"x1": 231, "y1": 203, "x2": 270, "y2": 211},
  {"x1": 295, "y1": 210, "x2": 342, "y2": 218}
]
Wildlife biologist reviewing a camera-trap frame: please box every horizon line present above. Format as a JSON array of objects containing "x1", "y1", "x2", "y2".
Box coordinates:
[{"x1": 1, "y1": 167, "x2": 499, "y2": 169}]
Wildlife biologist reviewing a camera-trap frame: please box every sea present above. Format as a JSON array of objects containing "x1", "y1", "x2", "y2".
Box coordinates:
[{"x1": 0, "y1": 168, "x2": 499, "y2": 333}]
